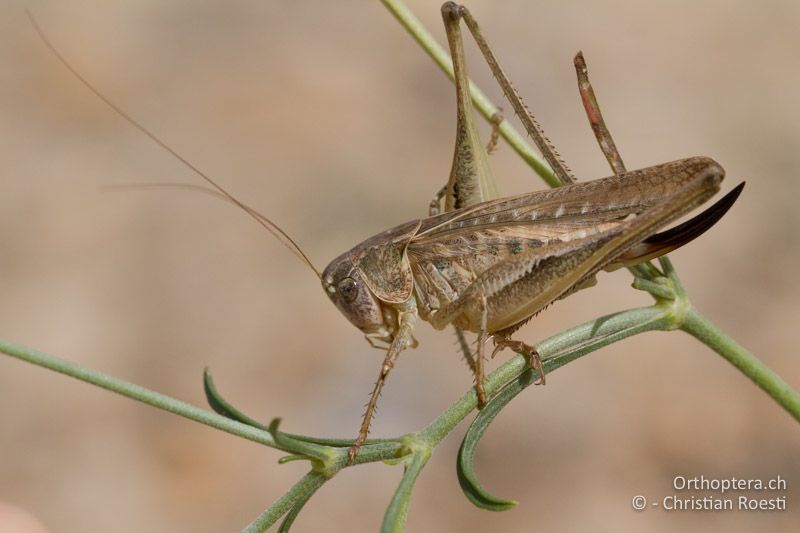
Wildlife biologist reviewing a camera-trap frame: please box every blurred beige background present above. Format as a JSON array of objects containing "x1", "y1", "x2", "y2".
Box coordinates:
[{"x1": 1, "y1": 1, "x2": 798, "y2": 531}]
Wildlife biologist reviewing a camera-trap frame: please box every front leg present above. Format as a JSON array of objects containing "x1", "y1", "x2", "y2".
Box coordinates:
[{"x1": 348, "y1": 299, "x2": 418, "y2": 464}]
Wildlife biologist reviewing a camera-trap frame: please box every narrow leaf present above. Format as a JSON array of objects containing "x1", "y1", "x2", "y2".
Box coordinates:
[
  {"x1": 277, "y1": 479, "x2": 322, "y2": 533},
  {"x1": 382, "y1": 449, "x2": 431, "y2": 533},
  {"x1": 203, "y1": 369, "x2": 393, "y2": 448},
  {"x1": 203, "y1": 368, "x2": 267, "y2": 429},
  {"x1": 456, "y1": 370, "x2": 537, "y2": 511}
]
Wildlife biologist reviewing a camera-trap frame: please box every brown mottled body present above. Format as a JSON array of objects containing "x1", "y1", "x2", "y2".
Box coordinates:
[{"x1": 415, "y1": 157, "x2": 723, "y2": 333}]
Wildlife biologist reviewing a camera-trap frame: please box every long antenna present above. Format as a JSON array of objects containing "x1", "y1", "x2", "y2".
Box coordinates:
[
  {"x1": 26, "y1": 10, "x2": 321, "y2": 279},
  {"x1": 106, "y1": 183, "x2": 306, "y2": 236}
]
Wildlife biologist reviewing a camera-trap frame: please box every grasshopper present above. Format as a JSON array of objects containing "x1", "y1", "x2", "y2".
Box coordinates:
[
  {"x1": 29, "y1": 4, "x2": 743, "y2": 466},
  {"x1": 321, "y1": 3, "x2": 744, "y2": 462}
]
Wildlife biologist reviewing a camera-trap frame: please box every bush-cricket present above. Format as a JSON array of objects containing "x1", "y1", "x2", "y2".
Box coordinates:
[
  {"x1": 28, "y1": 2, "x2": 744, "y2": 466},
  {"x1": 323, "y1": 3, "x2": 743, "y2": 462}
]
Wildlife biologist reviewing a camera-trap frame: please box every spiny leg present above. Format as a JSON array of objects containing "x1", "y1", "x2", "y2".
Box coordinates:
[
  {"x1": 574, "y1": 52, "x2": 663, "y2": 276},
  {"x1": 350, "y1": 346, "x2": 401, "y2": 464},
  {"x1": 454, "y1": 327, "x2": 478, "y2": 376},
  {"x1": 443, "y1": 2, "x2": 575, "y2": 186},
  {"x1": 492, "y1": 337, "x2": 546, "y2": 386},
  {"x1": 485, "y1": 110, "x2": 504, "y2": 155},
  {"x1": 348, "y1": 307, "x2": 417, "y2": 464},
  {"x1": 573, "y1": 51, "x2": 626, "y2": 176}
]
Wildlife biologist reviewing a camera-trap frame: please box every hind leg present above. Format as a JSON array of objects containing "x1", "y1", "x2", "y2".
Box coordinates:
[{"x1": 492, "y1": 337, "x2": 545, "y2": 386}]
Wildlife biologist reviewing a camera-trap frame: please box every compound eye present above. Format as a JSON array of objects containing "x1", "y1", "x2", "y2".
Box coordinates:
[{"x1": 337, "y1": 277, "x2": 359, "y2": 303}]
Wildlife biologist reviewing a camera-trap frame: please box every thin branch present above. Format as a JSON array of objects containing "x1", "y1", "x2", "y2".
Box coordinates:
[
  {"x1": 0, "y1": 304, "x2": 675, "y2": 467},
  {"x1": 4, "y1": 281, "x2": 796, "y2": 528},
  {"x1": 0, "y1": 339, "x2": 276, "y2": 447},
  {"x1": 382, "y1": 443, "x2": 431, "y2": 533},
  {"x1": 243, "y1": 471, "x2": 327, "y2": 532},
  {"x1": 681, "y1": 309, "x2": 800, "y2": 422}
]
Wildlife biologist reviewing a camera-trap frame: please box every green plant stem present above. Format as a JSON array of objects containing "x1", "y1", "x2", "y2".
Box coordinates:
[
  {"x1": 4, "y1": 294, "x2": 797, "y2": 531},
  {"x1": 681, "y1": 308, "x2": 800, "y2": 422},
  {"x1": 382, "y1": 441, "x2": 431, "y2": 533},
  {"x1": 0, "y1": 339, "x2": 276, "y2": 448},
  {"x1": 243, "y1": 471, "x2": 327, "y2": 533},
  {"x1": 381, "y1": 0, "x2": 560, "y2": 187}
]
